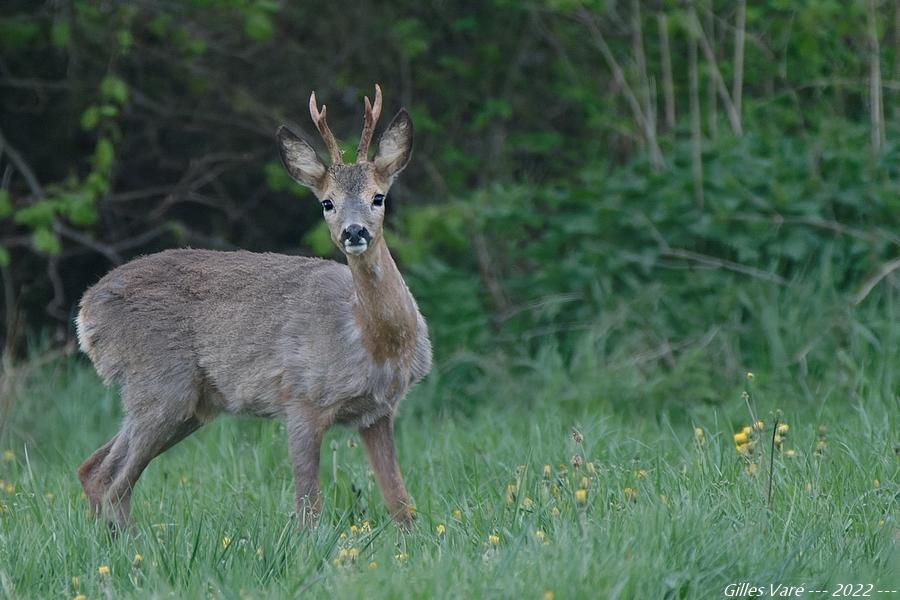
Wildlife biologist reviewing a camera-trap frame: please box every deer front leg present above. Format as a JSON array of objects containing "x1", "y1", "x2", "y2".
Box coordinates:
[
  {"x1": 359, "y1": 415, "x2": 413, "y2": 529},
  {"x1": 286, "y1": 414, "x2": 324, "y2": 527}
]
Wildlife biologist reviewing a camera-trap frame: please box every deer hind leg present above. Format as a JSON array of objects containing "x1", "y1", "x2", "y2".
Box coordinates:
[
  {"x1": 78, "y1": 435, "x2": 117, "y2": 514},
  {"x1": 359, "y1": 416, "x2": 412, "y2": 529},
  {"x1": 85, "y1": 412, "x2": 203, "y2": 529}
]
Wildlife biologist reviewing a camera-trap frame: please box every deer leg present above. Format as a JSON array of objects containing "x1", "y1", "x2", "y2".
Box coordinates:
[
  {"x1": 78, "y1": 435, "x2": 118, "y2": 514},
  {"x1": 91, "y1": 415, "x2": 202, "y2": 529},
  {"x1": 286, "y1": 414, "x2": 324, "y2": 527},
  {"x1": 359, "y1": 416, "x2": 412, "y2": 529}
]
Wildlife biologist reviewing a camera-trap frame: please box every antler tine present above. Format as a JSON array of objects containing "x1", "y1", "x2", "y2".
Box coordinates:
[
  {"x1": 356, "y1": 84, "x2": 383, "y2": 163},
  {"x1": 309, "y1": 91, "x2": 343, "y2": 164}
]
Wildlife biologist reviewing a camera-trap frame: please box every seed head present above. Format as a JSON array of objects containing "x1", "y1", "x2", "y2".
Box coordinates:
[{"x1": 571, "y1": 429, "x2": 584, "y2": 444}]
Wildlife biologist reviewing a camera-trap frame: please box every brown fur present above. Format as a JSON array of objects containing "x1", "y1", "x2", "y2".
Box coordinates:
[{"x1": 77, "y1": 86, "x2": 429, "y2": 530}]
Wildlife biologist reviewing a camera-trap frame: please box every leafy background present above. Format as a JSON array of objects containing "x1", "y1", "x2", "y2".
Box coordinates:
[{"x1": 0, "y1": 0, "x2": 898, "y2": 400}]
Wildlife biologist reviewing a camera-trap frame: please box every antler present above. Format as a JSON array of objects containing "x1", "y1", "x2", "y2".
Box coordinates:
[
  {"x1": 356, "y1": 84, "x2": 383, "y2": 163},
  {"x1": 309, "y1": 91, "x2": 343, "y2": 164}
]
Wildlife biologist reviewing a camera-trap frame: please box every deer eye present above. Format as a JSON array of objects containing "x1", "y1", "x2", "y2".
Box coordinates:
[
  {"x1": 372, "y1": 194, "x2": 385, "y2": 207},
  {"x1": 321, "y1": 199, "x2": 334, "y2": 211}
]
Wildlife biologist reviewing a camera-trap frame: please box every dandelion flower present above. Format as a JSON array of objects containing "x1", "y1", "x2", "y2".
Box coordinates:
[
  {"x1": 544, "y1": 591, "x2": 555, "y2": 600},
  {"x1": 221, "y1": 536, "x2": 231, "y2": 549},
  {"x1": 133, "y1": 553, "x2": 143, "y2": 564},
  {"x1": 350, "y1": 524, "x2": 359, "y2": 534},
  {"x1": 339, "y1": 548, "x2": 350, "y2": 559},
  {"x1": 452, "y1": 509, "x2": 462, "y2": 521},
  {"x1": 777, "y1": 423, "x2": 789, "y2": 435},
  {"x1": 2, "y1": 450, "x2": 14, "y2": 462},
  {"x1": 535, "y1": 529, "x2": 546, "y2": 542},
  {"x1": 349, "y1": 547, "x2": 360, "y2": 559},
  {"x1": 773, "y1": 434, "x2": 782, "y2": 446},
  {"x1": 635, "y1": 469, "x2": 647, "y2": 480},
  {"x1": 394, "y1": 552, "x2": 408, "y2": 562},
  {"x1": 785, "y1": 449, "x2": 797, "y2": 458},
  {"x1": 623, "y1": 487, "x2": 637, "y2": 502},
  {"x1": 734, "y1": 432, "x2": 749, "y2": 445},
  {"x1": 551, "y1": 506, "x2": 560, "y2": 517},
  {"x1": 4, "y1": 483, "x2": 15, "y2": 494},
  {"x1": 575, "y1": 489, "x2": 587, "y2": 504},
  {"x1": 542, "y1": 464, "x2": 552, "y2": 478},
  {"x1": 369, "y1": 561, "x2": 378, "y2": 570},
  {"x1": 753, "y1": 420, "x2": 764, "y2": 431},
  {"x1": 873, "y1": 479, "x2": 880, "y2": 489},
  {"x1": 98, "y1": 565, "x2": 110, "y2": 576},
  {"x1": 741, "y1": 426, "x2": 752, "y2": 436},
  {"x1": 436, "y1": 524, "x2": 446, "y2": 536},
  {"x1": 694, "y1": 427, "x2": 705, "y2": 441},
  {"x1": 406, "y1": 505, "x2": 416, "y2": 517},
  {"x1": 74, "y1": 595, "x2": 87, "y2": 600},
  {"x1": 488, "y1": 534, "x2": 500, "y2": 546},
  {"x1": 338, "y1": 532, "x2": 347, "y2": 541}
]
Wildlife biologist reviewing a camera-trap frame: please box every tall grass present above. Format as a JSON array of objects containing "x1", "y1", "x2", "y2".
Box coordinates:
[{"x1": 0, "y1": 280, "x2": 896, "y2": 599}]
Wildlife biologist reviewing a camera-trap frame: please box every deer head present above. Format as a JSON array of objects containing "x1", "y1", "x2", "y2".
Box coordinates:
[{"x1": 276, "y1": 84, "x2": 413, "y2": 256}]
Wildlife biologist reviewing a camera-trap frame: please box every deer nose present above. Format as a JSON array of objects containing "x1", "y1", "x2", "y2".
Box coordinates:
[{"x1": 341, "y1": 224, "x2": 371, "y2": 246}]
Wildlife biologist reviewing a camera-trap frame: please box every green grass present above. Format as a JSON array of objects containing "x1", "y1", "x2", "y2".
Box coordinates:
[{"x1": 0, "y1": 284, "x2": 897, "y2": 599}]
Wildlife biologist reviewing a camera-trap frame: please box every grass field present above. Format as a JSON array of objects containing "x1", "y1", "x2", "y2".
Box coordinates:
[{"x1": 0, "y1": 282, "x2": 897, "y2": 599}]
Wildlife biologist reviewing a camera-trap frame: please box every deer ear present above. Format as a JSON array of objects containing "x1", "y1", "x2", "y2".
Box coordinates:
[
  {"x1": 276, "y1": 126, "x2": 327, "y2": 189},
  {"x1": 374, "y1": 109, "x2": 413, "y2": 180}
]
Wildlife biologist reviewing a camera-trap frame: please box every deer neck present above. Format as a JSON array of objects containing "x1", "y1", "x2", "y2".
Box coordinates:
[{"x1": 346, "y1": 238, "x2": 418, "y2": 365}]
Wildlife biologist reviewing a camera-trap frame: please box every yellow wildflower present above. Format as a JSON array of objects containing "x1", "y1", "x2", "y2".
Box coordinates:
[
  {"x1": 623, "y1": 487, "x2": 637, "y2": 502},
  {"x1": 574, "y1": 489, "x2": 587, "y2": 504},
  {"x1": 544, "y1": 591, "x2": 555, "y2": 600},
  {"x1": 777, "y1": 423, "x2": 789, "y2": 435},
  {"x1": 98, "y1": 565, "x2": 110, "y2": 576},
  {"x1": 635, "y1": 469, "x2": 647, "y2": 480},
  {"x1": 133, "y1": 553, "x2": 143, "y2": 564},
  {"x1": 221, "y1": 536, "x2": 231, "y2": 549},
  {"x1": 551, "y1": 506, "x2": 560, "y2": 517},
  {"x1": 734, "y1": 431, "x2": 749, "y2": 444},
  {"x1": 522, "y1": 497, "x2": 534, "y2": 509},
  {"x1": 746, "y1": 463, "x2": 758, "y2": 476},
  {"x1": 338, "y1": 532, "x2": 347, "y2": 541},
  {"x1": 694, "y1": 427, "x2": 705, "y2": 441},
  {"x1": 488, "y1": 534, "x2": 500, "y2": 546},
  {"x1": 542, "y1": 464, "x2": 552, "y2": 478},
  {"x1": 394, "y1": 552, "x2": 408, "y2": 562},
  {"x1": 873, "y1": 479, "x2": 880, "y2": 489},
  {"x1": 2, "y1": 450, "x2": 14, "y2": 462},
  {"x1": 338, "y1": 548, "x2": 349, "y2": 559},
  {"x1": 436, "y1": 524, "x2": 446, "y2": 536},
  {"x1": 4, "y1": 483, "x2": 15, "y2": 494},
  {"x1": 754, "y1": 420, "x2": 765, "y2": 431},
  {"x1": 535, "y1": 529, "x2": 546, "y2": 542},
  {"x1": 741, "y1": 426, "x2": 752, "y2": 435},
  {"x1": 659, "y1": 494, "x2": 670, "y2": 508},
  {"x1": 350, "y1": 524, "x2": 359, "y2": 534},
  {"x1": 746, "y1": 372, "x2": 754, "y2": 380},
  {"x1": 815, "y1": 440, "x2": 826, "y2": 453},
  {"x1": 785, "y1": 449, "x2": 797, "y2": 458},
  {"x1": 774, "y1": 434, "x2": 782, "y2": 446},
  {"x1": 369, "y1": 561, "x2": 378, "y2": 570},
  {"x1": 256, "y1": 547, "x2": 263, "y2": 559},
  {"x1": 361, "y1": 520, "x2": 370, "y2": 531},
  {"x1": 349, "y1": 547, "x2": 360, "y2": 559},
  {"x1": 452, "y1": 509, "x2": 462, "y2": 520},
  {"x1": 74, "y1": 595, "x2": 87, "y2": 600},
  {"x1": 406, "y1": 505, "x2": 416, "y2": 516},
  {"x1": 71, "y1": 576, "x2": 79, "y2": 589}
]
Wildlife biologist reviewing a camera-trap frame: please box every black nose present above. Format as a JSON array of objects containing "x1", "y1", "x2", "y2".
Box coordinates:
[{"x1": 341, "y1": 224, "x2": 371, "y2": 245}]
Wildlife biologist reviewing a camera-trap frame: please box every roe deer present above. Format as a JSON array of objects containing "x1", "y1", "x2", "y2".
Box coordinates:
[{"x1": 76, "y1": 84, "x2": 431, "y2": 529}]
